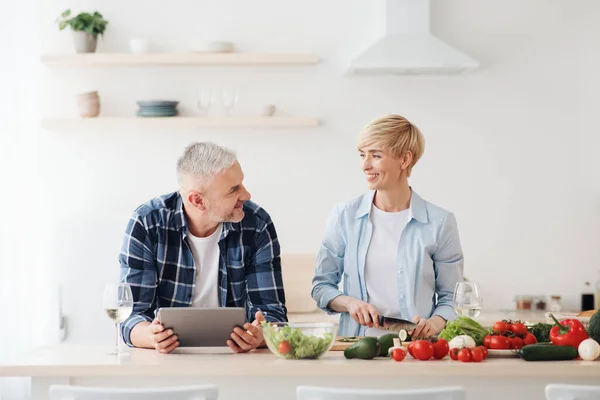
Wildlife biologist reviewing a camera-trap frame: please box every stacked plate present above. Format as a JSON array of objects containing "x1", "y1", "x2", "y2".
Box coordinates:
[{"x1": 136, "y1": 100, "x2": 179, "y2": 117}]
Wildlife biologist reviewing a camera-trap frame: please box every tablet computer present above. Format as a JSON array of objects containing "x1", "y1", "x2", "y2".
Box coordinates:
[{"x1": 158, "y1": 307, "x2": 246, "y2": 347}]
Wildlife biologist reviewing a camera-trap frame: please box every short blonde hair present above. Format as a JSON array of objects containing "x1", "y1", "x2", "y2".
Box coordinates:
[{"x1": 357, "y1": 114, "x2": 425, "y2": 176}]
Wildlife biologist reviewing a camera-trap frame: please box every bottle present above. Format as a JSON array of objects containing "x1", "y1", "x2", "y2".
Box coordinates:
[
  {"x1": 581, "y1": 282, "x2": 595, "y2": 312},
  {"x1": 549, "y1": 295, "x2": 562, "y2": 313},
  {"x1": 595, "y1": 271, "x2": 600, "y2": 310}
]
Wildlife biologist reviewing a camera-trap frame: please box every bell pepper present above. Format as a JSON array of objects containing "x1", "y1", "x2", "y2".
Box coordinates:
[{"x1": 549, "y1": 314, "x2": 588, "y2": 348}]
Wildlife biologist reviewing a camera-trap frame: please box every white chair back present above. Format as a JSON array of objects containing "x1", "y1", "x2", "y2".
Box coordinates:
[
  {"x1": 49, "y1": 384, "x2": 218, "y2": 400},
  {"x1": 545, "y1": 384, "x2": 600, "y2": 400},
  {"x1": 297, "y1": 386, "x2": 466, "y2": 400}
]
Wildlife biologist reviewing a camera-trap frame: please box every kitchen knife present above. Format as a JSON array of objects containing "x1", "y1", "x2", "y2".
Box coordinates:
[{"x1": 377, "y1": 316, "x2": 417, "y2": 332}]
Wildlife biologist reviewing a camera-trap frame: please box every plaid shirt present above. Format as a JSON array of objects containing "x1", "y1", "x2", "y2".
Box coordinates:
[{"x1": 119, "y1": 191, "x2": 287, "y2": 346}]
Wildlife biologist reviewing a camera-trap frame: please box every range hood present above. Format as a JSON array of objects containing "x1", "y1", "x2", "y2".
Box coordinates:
[{"x1": 348, "y1": 0, "x2": 479, "y2": 75}]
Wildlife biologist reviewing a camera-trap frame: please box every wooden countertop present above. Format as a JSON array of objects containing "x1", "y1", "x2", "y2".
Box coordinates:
[{"x1": 1, "y1": 344, "x2": 598, "y2": 378}]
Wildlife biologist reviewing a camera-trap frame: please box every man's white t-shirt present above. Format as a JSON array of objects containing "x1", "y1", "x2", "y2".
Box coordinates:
[
  {"x1": 364, "y1": 205, "x2": 410, "y2": 337},
  {"x1": 188, "y1": 223, "x2": 222, "y2": 308}
]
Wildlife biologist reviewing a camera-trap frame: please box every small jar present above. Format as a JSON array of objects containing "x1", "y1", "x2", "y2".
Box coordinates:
[
  {"x1": 535, "y1": 296, "x2": 547, "y2": 311},
  {"x1": 549, "y1": 295, "x2": 562, "y2": 313},
  {"x1": 515, "y1": 295, "x2": 533, "y2": 310}
]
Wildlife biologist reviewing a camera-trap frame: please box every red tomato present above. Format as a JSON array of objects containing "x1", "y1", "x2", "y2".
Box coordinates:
[
  {"x1": 391, "y1": 347, "x2": 406, "y2": 362},
  {"x1": 412, "y1": 340, "x2": 435, "y2": 361},
  {"x1": 470, "y1": 348, "x2": 484, "y2": 362},
  {"x1": 493, "y1": 321, "x2": 507, "y2": 332},
  {"x1": 432, "y1": 338, "x2": 450, "y2": 360},
  {"x1": 475, "y1": 345, "x2": 488, "y2": 359},
  {"x1": 506, "y1": 323, "x2": 513, "y2": 332},
  {"x1": 449, "y1": 348, "x2": 460, "y2": 361},
  {"x1": 511, "y1": 337, "x2": 524, "y2": 350},
  {"x1": 511, "y1": 323, "x2": 527, "y2": 337},
  {"x1": 483, "y1": 335, "x2": 492, "y2": 348},
  {"x1": 407, "y1": 341, "x2": 416, "y2": 358},
  {"x1": 489, "y1": 336, "x2": 511, "y2": 350},
  {"x1": 278, "y1": 340, "x2": 291, "y2": 355},
  {"x1": 523, "y1": 333, "x2": 537, "y2": 345},
  {"x1": 457, "y1": 348, "x2": 472, "y2": 362}
]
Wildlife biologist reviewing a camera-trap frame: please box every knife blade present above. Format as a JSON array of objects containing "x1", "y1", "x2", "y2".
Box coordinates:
[{"x1": 377, "y1": 316, "x2": 417, "y2": 332}]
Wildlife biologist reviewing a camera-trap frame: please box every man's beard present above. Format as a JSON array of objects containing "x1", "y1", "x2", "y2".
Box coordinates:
[{"x1": 207, "y1": 204, "x2": 244, "y2": 223}]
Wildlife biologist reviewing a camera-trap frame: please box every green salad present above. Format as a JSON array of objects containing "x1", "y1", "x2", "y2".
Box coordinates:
[{"x1": 261, "y1": 322, "x2": 333, "y2": 359}]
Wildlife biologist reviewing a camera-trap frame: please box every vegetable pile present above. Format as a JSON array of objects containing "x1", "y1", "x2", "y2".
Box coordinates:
[{"x1": 438, "y1": 316, "x2": 488, "y2": 346}]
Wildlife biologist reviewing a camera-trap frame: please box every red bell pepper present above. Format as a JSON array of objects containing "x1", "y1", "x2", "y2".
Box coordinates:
[{"x1": 549, "y1": 314, "x2": 588, "y2": 348}]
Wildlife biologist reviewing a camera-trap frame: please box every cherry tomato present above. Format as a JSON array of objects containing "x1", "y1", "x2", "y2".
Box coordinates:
[
  {"x1": 511, "y1": 323, "x2": 527, "y2": 337},
  {"x1": 449, "y1": 348, "x2": 460, "y2": 361},
  {"x1": 475, "y1": 345, "x2": 488, "y2": 359},
  {"x1": 432, "y1": 338, "x2": 450, "y2": 360},
  {"x1": 523, "y1": 333, "x2": 537, "y2": 345},
  {"x1": 457, "y1": 348, "x2": 472, "y2": 362},
  {"x1": 510, "y1": 337, "x2": 524, "y2": 350},
  {"x1": 483, "y1": 335, "x2": 492, "y2": 348},
  {"x1": 278, "y1": 340, "x2": 291, "y2": 355},
  {"x1": 506, "y1": 323, "x2": 513, "y2": 332},
  {"x1": 470, "y1": 348, "x2": 484, "y2": 362},
  {"x1": 407, "y1": 341, "x2": 416, "y2": 358},
  {"x1": 412, "y1": 340, "x2": 435, "y2": 361},
  {"x1": 493, "y1": 321, "x2": 507, "y2": 332},
  {"x1": 391, "y1": 347, "x2": 406, "y2": 362},
  {"x1": 489, "y1": 335, "x2": 511, "y2": 350}
]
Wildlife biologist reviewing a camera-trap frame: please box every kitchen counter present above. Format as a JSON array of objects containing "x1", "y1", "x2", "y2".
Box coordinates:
[{"x1": 1, "y1": 344, "x2": 598, "y2": 400}]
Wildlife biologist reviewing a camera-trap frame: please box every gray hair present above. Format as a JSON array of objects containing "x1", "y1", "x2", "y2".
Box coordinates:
[{"x1": 176, "y1": 142, "x2": 237, "y2": 190}]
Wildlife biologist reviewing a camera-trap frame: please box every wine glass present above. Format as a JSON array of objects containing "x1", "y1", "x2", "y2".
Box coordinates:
[
  {"x1": 453, "y1": 281, "x2": 482, "y2": 319},
  {"x1": 102, "y1": 283, "x2": 133, "y2": 355},
  {"x1": 196, "y1": 88, "x2": 215, "y2": 116},
  {"x1": 221, "y1": 88, "x2": 238, "y2": 116}
]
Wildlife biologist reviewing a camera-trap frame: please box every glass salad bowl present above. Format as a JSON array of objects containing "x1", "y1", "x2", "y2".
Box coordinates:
[{"x1": 261, "y1": 322, "x2": 337, "y2": 360}]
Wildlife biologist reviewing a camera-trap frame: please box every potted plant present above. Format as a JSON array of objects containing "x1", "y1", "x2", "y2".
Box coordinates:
[{"x1": 57, "y1": 10, "x2": 108, "y2": 53}]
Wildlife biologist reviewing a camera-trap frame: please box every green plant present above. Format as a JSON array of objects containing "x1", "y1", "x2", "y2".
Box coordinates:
[{"x1": 57, "y1": 9, "x2": 108, "y2": 37}]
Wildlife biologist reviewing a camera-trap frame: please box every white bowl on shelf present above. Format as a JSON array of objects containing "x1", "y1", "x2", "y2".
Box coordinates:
[{"x1": 190, "y1": 41, "x2": 235, "y2": 53}]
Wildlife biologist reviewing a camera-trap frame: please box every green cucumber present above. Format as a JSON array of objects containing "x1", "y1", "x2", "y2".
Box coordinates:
[{"x1": 518, "y1": 344, "x2": 578, "y2": 361}]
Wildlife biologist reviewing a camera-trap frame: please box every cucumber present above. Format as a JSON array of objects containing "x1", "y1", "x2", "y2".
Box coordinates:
[{"x1": 518, "y1": 344, "x2": 578, "y2": 361}]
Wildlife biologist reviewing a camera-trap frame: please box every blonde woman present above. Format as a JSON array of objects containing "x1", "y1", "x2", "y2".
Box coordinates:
[{"x1": 311, "y1": 115, "x2": 464, "y2": 339}]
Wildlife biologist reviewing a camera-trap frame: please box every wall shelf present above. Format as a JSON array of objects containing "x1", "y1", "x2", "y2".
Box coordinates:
[
  {"x1": 41, "y1": 53, "x2": 320, "y2": 68},
  {"x1": 41, "y1": 116, "x2": 320, "y2": 130}
]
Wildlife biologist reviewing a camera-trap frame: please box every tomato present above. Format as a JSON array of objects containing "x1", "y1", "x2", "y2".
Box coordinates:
[
  {"x1": 511, "y1": 323, "x2": 527, "y2": 337},
  {"x1": 493, "y1": 321, "x2": 507, "y2": 332},
  {"x1": 523, "y1": 333, "x2": 537, "y2": 345},
  {"x1": 407, "y1": 341, "x2": 416, "y2": 358},
  {"x1": 457, "y1": 348, "x2": 472, "y2": 362},
  {"x1": 432, "y1": 338, "x2": 450, "y2": 360},
  {"x1": 470, "y1": 348, "x2": 484, "y2": 362},
  {"x1": 510, "y1": 337, "x2": 524, "y2": 350},
  {"x1": 449, "y1": 348, "x2": 460, "y2": 360},
  {"x1": 412, "y1": 340, "x2": 435, "y2": 361},
  {"x1": 483, "y1": 335, "x2": 492, "y2": 348},
  {"x1": 278, "y1": 340, "x2": 291, "y2": 355},
  {"x1": 391, "y1": 347, "x2": 406, "y2": 362},
  {"x1": 489, "y1": 335, "x2": 511, "y2": 350},
  {"x1": 475, "y1": 345, "x2": 488, "y2": 359}
]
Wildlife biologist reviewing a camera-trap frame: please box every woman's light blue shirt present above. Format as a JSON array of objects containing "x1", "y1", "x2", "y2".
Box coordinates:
[{"x1": 311, "y1": 189, "x2": 464, "y2": 336}]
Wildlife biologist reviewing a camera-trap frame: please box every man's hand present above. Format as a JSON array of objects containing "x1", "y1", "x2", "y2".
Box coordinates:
[
  {"x1": 409, "y1": 315, "x2": 447, "y2": 339},
  {"x1": 347, "y1": 299, "x2": 380, "y2": 328},
  {"x1": 227, "y1": 310, "x2": 266, "y2": 353},
  {"x1": 149, "y1": 317, "x2": 179, "y2": 354}
]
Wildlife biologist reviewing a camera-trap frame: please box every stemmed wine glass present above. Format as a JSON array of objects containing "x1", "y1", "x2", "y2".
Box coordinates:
[
  {"x1": 453, "y1": 281, "x2": 482, "y2": 319},
  {"x1": 221, "y1": 88, "x2": 238, "y2": 116},
  {"x1": 196, "y1": 88, "x2": 215, "y2": 116},
  {"x1": 102, "y1": 283, "x2": 133, "y2": 355}
]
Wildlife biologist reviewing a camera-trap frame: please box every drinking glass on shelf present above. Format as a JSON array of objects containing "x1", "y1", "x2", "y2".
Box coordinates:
[
  {"x1": 102, "y1": 283, "x2": 133, "y2": 355},
  {"x1": 453, "y1": 281, "x2": 482, "y2": 319},
  {"x1": 221, "y1": 88, "x2": 238, "y2": 116},
  {"x1": 196, "y1": 88, "x2": 215, "y2": 116}
]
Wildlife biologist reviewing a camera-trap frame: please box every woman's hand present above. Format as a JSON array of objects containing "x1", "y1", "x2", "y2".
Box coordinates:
[
  {"x1": 410, "y1": 315, "x2": 447, "y2": 339},
  {"x1": 347, "y1": 299, "x2": 381, "y2": 328}
]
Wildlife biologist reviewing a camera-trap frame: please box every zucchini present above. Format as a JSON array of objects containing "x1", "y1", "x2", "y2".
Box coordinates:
[{"x1": 518, "y1": 344, "x2": 578, "y2": 361}]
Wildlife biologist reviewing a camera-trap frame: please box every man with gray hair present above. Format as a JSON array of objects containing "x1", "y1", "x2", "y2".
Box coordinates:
[{"x1": 119, "y1": 142, "x2": 287, "y2": 354}]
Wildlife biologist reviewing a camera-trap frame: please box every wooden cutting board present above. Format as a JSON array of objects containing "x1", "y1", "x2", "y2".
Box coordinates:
[
  {"x1": 330, "y1": 336, "x2": 410, "y2": 351},
  {"x1": 578, "y1": 309, "x2": 598, "y2": 318}
]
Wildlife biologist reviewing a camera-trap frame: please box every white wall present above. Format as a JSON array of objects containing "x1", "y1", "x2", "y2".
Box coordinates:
[{"x1": 35, "y1": 0, "x2": 600, "y2": 344}]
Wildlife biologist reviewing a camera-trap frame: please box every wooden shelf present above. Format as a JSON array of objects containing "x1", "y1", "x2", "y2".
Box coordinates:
[
  {"x1": 41, "y1": 116, "x2": 320, "y2": 130},
  {"x1": 41, "y1": 53, "x2": 320, "y2": 68}
]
